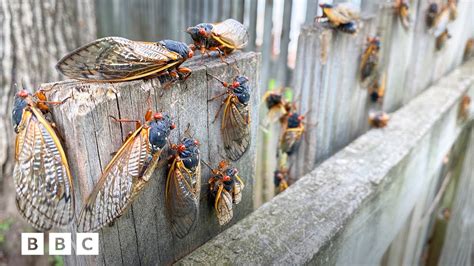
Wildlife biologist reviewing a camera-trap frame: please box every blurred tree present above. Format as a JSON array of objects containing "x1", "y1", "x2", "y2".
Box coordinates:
[{"x1": 0, "y1": 0, "x2": 95, "y2": 264}]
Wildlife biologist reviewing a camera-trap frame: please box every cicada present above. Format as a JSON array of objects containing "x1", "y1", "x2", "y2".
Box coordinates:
[
  {"x1": 208, "y1": 160, "x2": 244, "y2": 226},
  {"x1": 186, "y1": 19, "x2": 249, "y2": 56},
  {"x1": 429, "y1": 5, "x2": 450, "y2": 37},
  {"x1": 274, "y1": 168, "x2": 289, "y2": 194},
  {"x1": 369, "y1": 73, "x2": 386, "y2": 103},
  {"x1": 463, "y1": 39, "x2": 474, "y2": 62},
  {"x1": 209, "y1": 75, "x2": 251, "y2": 161},
  {"x1": 262, "y1": 89, "x2": 289, "y2": 125},
  {"x1": 436, "y1": 29, "x2": 451, "y2": 51},
  {"x1": 279, "y1": 112, "x2": 305, "y2": 156},
  {"x1": 12, "y1": 89, "x2": 75, "y2": 231},
  {"x1": 77, "y1": 110, "x2": 175, "y2": 232},
  {"x1": 360, "y1": 37, "x2": 381, "y2": 84},
  {"x1": 56, "y1": 37, "x2": 193, "y2": 82},
  {"x1": 459, "y1": 95, "x2": 471, "y2": 121},
  {"x1": 426, "y1": 3, "x2": 439, "y2": 29},
  {"x1": 316, "y1": 3, "x2": 360, "y2": 34},
  {"x1": 448, "y1": 0, "x2": 457, "y2": 21},
  {"x1": 369, "y1": 112, "x2": 390, "y2": 128},
  {"x1": 166, "y1": 137, "x2": 201, "y2": 238},
  {"x1": 394, "y1": 0, "x2": 411, "y2": 30}
]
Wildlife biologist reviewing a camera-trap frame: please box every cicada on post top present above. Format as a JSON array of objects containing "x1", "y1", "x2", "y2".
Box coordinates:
[
  {"x1": 166, "y1": 137, "x2": 201, "y2": 238},
  {"x1": 207, "y1": 160, "x2": 244, "y2": 226},
  {"x1": 77, "y1": 110, "x2": 175, "y2": 232},
  {"x1": 316, "y1": 3, "x2": 360, "y2": 35},
  {"x1": 187, "y1": 19, "x2": 249, "y2": 57},
  {"x1": 208, "y1": 74, "x2": 251, "y2": 161},
  {"x1": 56, "y1": 37, "x2": 193, "y2": 82},
  {"x1": 12, "y1": 89, "x2": 75, "y2": 231}
]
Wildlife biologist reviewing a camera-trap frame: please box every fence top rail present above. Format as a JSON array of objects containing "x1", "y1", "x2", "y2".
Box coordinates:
[{"x1": 178, "y1": 60, "x2": 474, "y2": 265}]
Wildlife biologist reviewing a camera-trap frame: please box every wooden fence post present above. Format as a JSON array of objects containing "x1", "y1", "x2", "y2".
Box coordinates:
[{"x1": 43, "y1": 52, "x2": 260, "y2": 265}]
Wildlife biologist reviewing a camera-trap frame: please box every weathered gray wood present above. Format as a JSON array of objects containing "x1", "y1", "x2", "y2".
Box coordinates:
[
  {"x1": 0, "y1": 1, "x2": 95, "y2": 265},
  {"x1": 178, "y1": 60, "x2": 474, "y2": 265},
  {"x1": 43, "y1": 52, "x2": 259, "y2": 265},
  {"x1": 289, "y1": 18, "x2": 376, "y2": 181},
  {"x1": 439, "y1": 125, "x2": 474, "y2": 265}
]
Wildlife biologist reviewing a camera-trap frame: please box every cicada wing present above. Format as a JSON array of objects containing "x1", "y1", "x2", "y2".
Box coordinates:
[
  {"x1": 222, "y1": 97, "x2": 251, "y2": 161},
  {"x1": 334, "y1": 3, "x2": 360, "y2": 22},
  {"x1": 279, "y1": 179, "x2": 289, "y2": 193},
  {"x1": 359, "y1": 45, "x2": 378, "y2": 83},
  {"x1": 215, "y1": 185, "x2": 233, "y2": 226},
  {"x1": 212, "y1": 19, "x2": 249, "y2": 49},
  {"x1": 56, "y1": 37, "x2": 181, "y2": 81},
  {"x1": 232, "y1": 181, "x2": 243, "y2": 205},
  {"x1": 77, "y1": 127, "x2": 156, "y2": 232},
  {"x1": 166, "y1": 160, "x2": 201, "y2": 238},
  {"x1": 280, "y1": 127, "x2": 304, "y2": 155},
  {"x1": 265, "y1": 105, "x2": 287, "y2": 126},
  {"x1": 13, "y1": 108, "x2": 74, "y2": 231}
]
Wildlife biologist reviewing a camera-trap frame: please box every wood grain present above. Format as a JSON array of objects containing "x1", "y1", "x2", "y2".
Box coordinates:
[{"x1": 43, "y1": 52, "x2": 259, "y2": 265}]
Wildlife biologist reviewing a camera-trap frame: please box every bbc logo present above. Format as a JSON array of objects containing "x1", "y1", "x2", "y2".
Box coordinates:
[{"x1": 21, "y1": 233, "x2": 99, "y2": 255}]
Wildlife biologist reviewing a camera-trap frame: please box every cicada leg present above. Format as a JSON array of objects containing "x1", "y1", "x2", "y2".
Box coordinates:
[{"x1": 109, "y1": 115, "x2": 142, "y2": 130}]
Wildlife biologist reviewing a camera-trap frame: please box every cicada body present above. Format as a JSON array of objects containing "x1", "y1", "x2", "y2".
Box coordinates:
[
  {"x1": 77, "y1": 111, "x2": 175, "y2": 232},
  {"x1": 187, "y1": 19, "x2": 249, "y2": 55},
  {"x1": 369, "y1": 112, "x2": 390, "y2": 128},
  {"x1": 274, "y1": 169, "x2": 289, "y2": 194},
  {"x1": 448, "y1": 0, "x2": 457, "y2": 21},
  {"x1": 210, "y1": 75, "x2": 251, "y2": 161},
  {"x1": 459, "y1": 95, "x2": 471, "y2": 121},
  {"x1": 430, "y1": 6, "x2": 450, "y2": 37},
  {"x1": 360, "y1": 37, "x2": 381, "y2": 84},
  {"x1": 317, "y1": 3, "x2": 360, "y2": 34},
  {"x1": 208, "y1": 161, "x2": 244, "y2": 225},
  {"x1": 368, "y1": 73, "x2": 386, "y2": 103},
  {"x1": 56, "y1": 37, "x2": 193, "y2": 82},
  {"x1": 263, "y1": 90, "x2": 288, "y2": 125},
  {"x1": 166, "y1": 137, "x2": 201, "y2": 238},
  {"x1": 463, "y1": 39, "x2": 474, "y2": 62},
  {"x1": 279, "y1": 112, "x2": 305, "y2": 156},
  {"x1": 426, "y1": 3, "x2": 439, "y2": 29},
  {"x1": 395, "y1": 0, "x2": 411, "y2": 30},
  {"x1": 12, "y1": 90, "x2": 75, "y2": 231},
  {"x1": 436, "y1": 29, "x2": 451, "y2": 51}
]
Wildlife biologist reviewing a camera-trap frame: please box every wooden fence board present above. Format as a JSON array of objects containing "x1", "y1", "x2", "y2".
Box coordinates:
[{"x1": 42, "y1": 52, "x2": 259, "y2": 265}]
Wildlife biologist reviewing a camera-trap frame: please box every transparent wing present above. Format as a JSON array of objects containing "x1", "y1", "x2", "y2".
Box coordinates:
[
  {"x1": 335, "y1": 3, "x2": 360, "y2": 22},
  {"x1": 56, "y1": 37, "x2": 181, "y2": 81},
  {"x1": 280, "y1": 127, "x2": 304, "y2": 155},
  {"x1": 13, "y1": 108, "x2": 74, "y2": 230},
  {"x1": 222, "y1": 96, "x2": 251, "y2": 161},
  {"x1": 77, "y1": 127, "x2": 157, "y2": 232},
  {"x1": 212, "y1": 19, "x2": 249, "y2": 49},
  {"x1": 166, "y1": 160, "x2": 201, "y2": 238},
  {"x1": 215, "y1": 185, "x2": 233, "y2": 226}
]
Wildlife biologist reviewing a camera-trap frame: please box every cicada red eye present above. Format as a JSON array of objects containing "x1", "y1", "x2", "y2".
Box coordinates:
[
  {"x1": 188, "y1": 50, "x2": 194, "y2": 58},
  {"x1": 170, "y1": 123, "x2": 176, "y2": 130},
  {"x1": 198, "y1": 28, "x2": 206, "y2": 36},
  {"x1": 298, "y1": 115, "x2": 305, "y2": 121},
  {"x1": 178, "y1": 144, "x2": 186, "y2": 152},
  {"x1": 154, "y1": 113, "x2": 163, "y2": 120},
  {"x1": 223, "y1": 175, "x2": 231, "y2": 182},
  {"x1": 232, "y1": 81, "x2": 240, "y2": 88},
  {"x1": 18, "y1": 90, "x2": 29, "y2": 98},
  {"x1": 194, "y1": 140, "x2": 200, "y2": 146}
]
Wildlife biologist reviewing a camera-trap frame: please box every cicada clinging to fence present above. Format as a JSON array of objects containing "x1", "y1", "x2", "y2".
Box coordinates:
[
  {"x1": 12, "y1": 89, "x2": 75, "y2": 231},
  {"x1": 207, "y1": 160, "x2": 244, "y2": 226},
  {"x1": 77, "y1": 110, "x2": 175, "y2": 232},
  {"x1": 166, "y1": 137, "x2": 201, "y2": 238}
]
